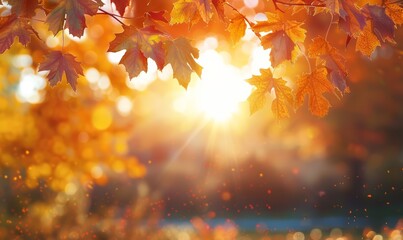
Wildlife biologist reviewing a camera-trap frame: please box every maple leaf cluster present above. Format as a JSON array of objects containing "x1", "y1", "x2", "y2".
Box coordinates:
[{"x1": 0, "y1": 0, "x2": 402, "y2": 118}]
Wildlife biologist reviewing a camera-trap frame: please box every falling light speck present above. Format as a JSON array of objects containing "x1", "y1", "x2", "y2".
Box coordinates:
[
  {"x1": 12, "y1": 54, "x2": 32, "y2": 68},
  {"x1": 116, "y1": 96, "x2": 133, "y2": 116},
  {"x1": 16, "y1": 69, "x2": 46, "y2": 104},
  {"x1": 244, "y1": 0, "x2": 259, "y2": 8}
]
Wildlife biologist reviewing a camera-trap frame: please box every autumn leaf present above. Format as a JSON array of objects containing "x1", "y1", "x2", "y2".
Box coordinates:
[
  {"x1": 295, "y1": 68, "x2": 335, "y2": 117},
  {"x1": 247, "y1": 69, "x2": 293, "y2": 118},
  {"x1": 8, "y1": 0, "x2": 39, "y2": 17},
  {"x1": 212, "y1": 0, "x2": 225, "y2": 21},
  {"x1": 0, "y1": 15, "x2": 37, "y2": 54},
  {"x1": 363, "y1": 4, "x2": 395, "y2": 42},
  {"x1": 111, "y1": 0, "x2": 130, "y2": 16},
  {"x1": 145, "y1": 11, "x2": 169, "y2": 23},
  {"x1": 170, "y1": 0, "x2": 201, "y2": 25},
  {"x1": 109, "y1": 25, "x2": 166, "y2": 71},
  {"x1": 261, "y1": 30, "x2": 295, "y2": 67},
  {"x1": 166, "y1": 38, "x2": 202, "y2": 88},
  {"x1": 385, "y1": 3, "x2": 403, "y2": 26},
  {"x1": 120, "y1": 47, "x2": 148, "y2": 78},
  {"x1": 253, "y1": 12, "x2": 306, "y2": 66},
  {"x1": 227, "y1": 15, "x2": 246, "y2": 45},
  {"x1": 46, "y1": 0, "x2": 102, "y2": 37},
  {"x1": 195, "y1": 0, "x2": 214, "y2": 23},
  {"x1": 308, "y1": 36, "x2": 348, "y2": 94},
  {"x1": 337, "y1": 0, "x2": 366, "y2": 37},
  {"x1": 356, "y1": 21, "x2": 380, "y2": 57},
  {"x1": 39, "y1": 51, "x2": 83, "y2": 91}
]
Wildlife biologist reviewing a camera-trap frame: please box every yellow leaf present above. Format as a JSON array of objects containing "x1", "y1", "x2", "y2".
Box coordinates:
[
  {"x1": 386, "y1": 3, "x2": 403, "y2": 25},
  {"x1": 170, "y1": 0, "x2": 201, "y2": 25},
  {"x1": 295, "y1": 68, "x2": 334, "y2": 117},
  {"x1": 247, "y1": 69, "x2": 293, "y2": 118},
  {"x1": 227, "y1": 15, "x2": 246, "y2": 45},
  {"x1": 356, "y1": 21, "x2": 380, "y2": 57}
]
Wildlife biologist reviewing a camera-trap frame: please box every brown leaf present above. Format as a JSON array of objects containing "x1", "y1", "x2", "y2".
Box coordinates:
[
  {"x1": 120, "y1": 47, "x2": 148, "y2": 78},
  {"x1": 195, "y1": 0, "x2": 214, "y2": 23},
  {"x1": 166, "y1": 38, "x2": 202, "y2": 89},
  {"x1": 108, "y1": 25, "x2": 166, "y2": 70},
  {"x1": 0, "y1": 15, "x2": 37, "y2": 54},
  {"x1": 39, "y1": 51, "x2": 83, "y2": 91},
  {"x1": 46, "y1": 0, "x2": 101, "y2": 37},
  {"x1": 364, "y1": 4, "x2": 395, "y2": 42},
  {"x1": 8, "y1": 0, "x2": 39, "y2": 17},
  {"x1": 295, "y1": 68, "x2": 334, "y2": 117},
  {"x1": 261, "y1": 30, "x2": 295, "y2": 67},
  {"x1": 111, "y1": 0, "x2": 130, "y2": 16}
]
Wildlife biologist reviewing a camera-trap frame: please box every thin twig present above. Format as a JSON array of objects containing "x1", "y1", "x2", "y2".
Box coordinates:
[
  {"x1": 275, "y1": 0, "x2": 326, "y2": 7},
  {"x1": 224, "y1": 2, "x2": 261, "y2": 38},
  {"x1": 98, "y1": 8, "x2": 127, "y2": 26},
  {"x1": 325, "y1": 13, "x2": 334, "y2": 41}
]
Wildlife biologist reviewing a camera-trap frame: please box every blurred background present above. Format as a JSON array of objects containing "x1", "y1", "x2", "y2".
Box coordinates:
[{"x1": 0, "y1": 0, "x2": 402, "y2": 239}]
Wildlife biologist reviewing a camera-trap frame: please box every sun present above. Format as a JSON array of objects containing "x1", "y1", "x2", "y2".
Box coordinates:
[
  {"x1": 193, "y1": 49, "x2": 252, "y2": 122},
  {"x1": 172, "y1": 35, "x2": 271, "y2": 123}
]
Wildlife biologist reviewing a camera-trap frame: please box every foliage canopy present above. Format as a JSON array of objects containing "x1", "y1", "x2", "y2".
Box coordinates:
[{"x1": 0, "y1": 0, "x2": 402, "y2": 117}]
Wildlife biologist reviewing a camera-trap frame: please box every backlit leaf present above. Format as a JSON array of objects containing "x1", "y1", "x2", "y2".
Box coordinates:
[
  {"x1": 212, "y1": 0, "x2": 225, "y2": 21},
  {"x1": 338, "y1": 0, "x2": 366, "y2": 37},
  {"x1": 39, "y1": 51, "x2": 83, "y2": 91},
  {"x1": 46, "y1": 0, "x2": 101, "y2": 37},
  {"x1": 227, "y1": 15, "x2": 246, "y2": 45},
  {"x1": 120, "y1": 47, "x2": 148, "y2": 78},
  {"x1": 247, "y1": 69, "x2": 293, "y2": 118},
  {"x1": 308, "y1": 36, "x2": 348, "y2": 94},
  {"x1": 261, "y1": 30, "x2": 295, "y2": 67},
  {"x1": 166, "y1": 38, "x2": 202, "y2": 89},
  {"x1": 195, "y1": 0, "x2": 214, "y2": 23},
  {"x1": 385, "y1": 3, "x2": 403, "y2": 25},
  {"x1": 170, "y1": 0, "x2": 201, "y2": 26},
  {"x1": 356, "y1": 21, "x2": 380, "y2": 57},
  {"x1": 109, "y1": 25, "x2": 166, "y2": 70},
  {"x1": 0, "y1": 15, "x2": 37, "y2": 54},
  {"x1": 295, "y1": 68, "x2": 334, "y2": 117}
]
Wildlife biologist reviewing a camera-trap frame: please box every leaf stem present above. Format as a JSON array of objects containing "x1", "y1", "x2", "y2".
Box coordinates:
[
  {"x1": 325, "y1": 13, "x2": 334, "y2": 41},
  {"x1": 275, "y1": 0, "x2": 326, "y2": 7}
]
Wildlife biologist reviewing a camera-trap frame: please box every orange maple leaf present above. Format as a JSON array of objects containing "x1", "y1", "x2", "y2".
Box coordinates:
[
  {"x1": 295, "y1": 68, "x2": 335, "y2": 117},
  {"x1": 247, "y1": 69, "x2": 293, "y2": 119},
  {"x1": 0, "y1": 14, "x2": 37, "y2": 54}
]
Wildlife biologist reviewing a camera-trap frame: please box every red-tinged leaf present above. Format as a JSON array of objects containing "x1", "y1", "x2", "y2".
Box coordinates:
[
  {"x1": 295, "y1": 68, "x2": 335, "y2": 117},
  {"x1": 111, "y1": 0, "x2": 130, "y2": 16},
  {"x1": 46, "y1": 0, "x2": 101, "y2": 37},
  {"x1": 195, "y1": 0, "x2": 214, "y2": 23},
  {"x1": 247, "y1": 69, "x2": 293, "y2": 118},
  {"x1": 212, "y1": 0, "x2": 225, "y2": 21},
  {"x1": 227, "y1": 15, "x2": 246, "y2": 45},
  {"x1": 8, "y1": 0, "x2": 39, "y2": 17},
  {"x1": 145, "y1": 11, "x2": 168, "y2": 23},
  {"x1": 0, "y1": 15, "x2": 37, "y2": 54},
  {"x1": 38, "y1": 51, "x2": 83, "y2": 91},
  {"x1": 166, "y1": 38, "x2": 202, "y2": 89},
  {"x1": 356, "y1": 21, "x2": 380, "y2": 57},
  {"x1": 261, "y1": 30, "x2": 295, "y2": 67},
  {"x1": 338, "y1": 0, "x2": 366, "y2": 37},
  {"x1": 363, "y1": 4, "x2": 395, "y2": 42},
  {"x1": 120, "y1": 47, "x2": 148, "y2": 78},
  {"x1": 108, "y1": 25, "x2": 166, "y2": 70},
  {"x1": 308, "y1": 36, "x2": 348, "y2": 94},
  {"x1": 326, "y1": 0, "x2": 341, "y2": 15},
  {"x1": 385, "y1": 3, "x2": 403, "y2": 25},
  {"x1": 170, "y1": 0, "x2": 201, "y2": 26}
]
